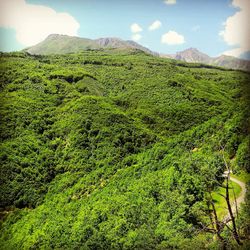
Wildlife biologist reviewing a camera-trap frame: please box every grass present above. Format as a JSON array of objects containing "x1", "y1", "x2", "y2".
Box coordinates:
[
  {"x1": 212, "y1": 179, "x2": 242, "y2": 220},
  {"x1": 231, "y1": 172, "x2": 250, "y2": 183}
]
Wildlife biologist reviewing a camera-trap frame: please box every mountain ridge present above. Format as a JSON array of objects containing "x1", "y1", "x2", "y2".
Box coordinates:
[
  {"x1": 24, "y1": 34, "x2": 157, "y2": 56},
  {"x1": 24, "y1": 34, "x2": 250, "y2": 71},
  {"x1": 160, "y1": 48, "x2": 250, "y2": 71}
]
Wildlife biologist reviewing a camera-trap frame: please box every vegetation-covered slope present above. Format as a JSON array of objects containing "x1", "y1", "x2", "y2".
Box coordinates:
[
  {"x1": 0, "y1": 50, "x2": 249, "y2": 249},
  {"x1": 24, "y1": 34, "x2": 155, "y2": 55}
]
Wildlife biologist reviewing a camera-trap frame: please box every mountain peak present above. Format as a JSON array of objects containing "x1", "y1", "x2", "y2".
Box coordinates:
[
  {"x1": 95, "y1": 37, "x2": 127, "y2": 47},
  {"x1": 46, "y1": 34, "x2": 71, "y2": 39},
  {"x1": 160, "y1": 48, "x2": 250, "y2": 71},
  {"x1": 47, "y1": 33, "x2": 61, "y2": 37},
  {"x1": 175, "y1": 47, "x2": 211, "y2": 63},
  {"x1": 218, "y1": 54, "x2": 234, "y2": 59},
  {"x1": 185, "y1": 47, "x2": 200, "y2": 52}
]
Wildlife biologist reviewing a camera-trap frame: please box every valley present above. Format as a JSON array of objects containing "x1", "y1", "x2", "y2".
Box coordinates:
[{"x1": 0, "y1": 48, "x2": 249, "y2": 249}]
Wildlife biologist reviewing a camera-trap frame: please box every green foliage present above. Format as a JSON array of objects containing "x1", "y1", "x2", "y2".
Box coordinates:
[
  {"x1": 0, "y1": 50, "x2": 249, "y2": 249},
  {"x1": 236, "y1": 136, "x2": 250, "y2": 172}
]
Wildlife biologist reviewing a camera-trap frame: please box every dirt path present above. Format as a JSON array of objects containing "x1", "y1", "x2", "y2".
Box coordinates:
[{"x1": 223, "y1": 175, "x2": 246, "y2": 222}]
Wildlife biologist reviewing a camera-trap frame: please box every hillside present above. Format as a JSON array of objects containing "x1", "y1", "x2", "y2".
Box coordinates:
[
  {"x1": 161, "y1": 48, "x2": 250, "y2": 71},
  {"x1": 0, "y1": 50, "x2": 249, "y2": 249},
  {"x1": 24, "y1": 34, "x2": 155, "y2": 55}
]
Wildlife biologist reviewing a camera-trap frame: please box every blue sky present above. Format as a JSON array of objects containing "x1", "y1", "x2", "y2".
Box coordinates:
[{"x1": 0, "y1": 0, "x2": 249, "y2": 58}]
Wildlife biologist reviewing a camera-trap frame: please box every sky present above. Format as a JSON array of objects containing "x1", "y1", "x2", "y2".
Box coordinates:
[{"x1": 0, "y1": 0, "x2": 249, "y2": 59}]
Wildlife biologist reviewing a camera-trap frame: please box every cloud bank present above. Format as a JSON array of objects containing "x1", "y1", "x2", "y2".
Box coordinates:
[
  {"x1": 161, "y1": 30, "x2": 185, "y2": 45},
  {"x1": 0, "y1": 0, "x2": 80, "y2": 46},
  {"x1": 220, "y1": 0, "x2": 250, "y2": 57}
]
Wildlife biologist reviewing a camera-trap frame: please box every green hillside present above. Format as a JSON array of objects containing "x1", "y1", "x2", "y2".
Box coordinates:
[
  {"x1": 0, "y1": 50, "x2": 249, "y2": 249},
  {"x1": 24, "y1": 34, "x2": 102, "y2": 55}
]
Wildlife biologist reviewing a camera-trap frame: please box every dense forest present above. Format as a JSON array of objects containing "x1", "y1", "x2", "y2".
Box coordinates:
[{"x1": 0, "y1": 49, "x2": 249, "y2": 249}]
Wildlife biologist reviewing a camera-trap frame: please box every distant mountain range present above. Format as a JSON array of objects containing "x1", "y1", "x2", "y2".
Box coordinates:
[
  {"x1": 24, "y1": 34, "x2": 156, "y2": 56},
  {"x1": 160, "y1": 48, "x2": 250, "y2": 71},
  {"x1": 24, "y1": 34, "x2": 250, "y2": 71}
]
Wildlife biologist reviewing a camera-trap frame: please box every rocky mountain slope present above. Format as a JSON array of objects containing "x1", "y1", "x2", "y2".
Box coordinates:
[
  {"x1": 24, "y1": 34, "x2": 156, "y2": 55},
  {"x1": 161, "y1": 48, "x2": 250, "y2": 71}
]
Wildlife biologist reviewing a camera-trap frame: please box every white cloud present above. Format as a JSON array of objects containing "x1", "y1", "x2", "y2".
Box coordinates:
[
  {"x1": 220, "y1": 0, "x2": 250, "y2": 57},
  {"x1": 0, "y1": 0, "x2": 80, "y2": 46},
  {"x1": 191, "y1": 25, "x2": 200, "y2": 32},
  {"x1": 161, "y1": 30, "x2": 185, "y2": 45},
  {"x1": 132, "y1": 33, "x2": 142, "y2": 42},
  {"x1": 164, "y1": 0, "x2": 177, "y2": 5},
  {"x1": 149, "y1": 20, "x2": 162, "y2": 31},
  {"x1": 130, "y1": 23, "x2": 143, "y2": 33}
]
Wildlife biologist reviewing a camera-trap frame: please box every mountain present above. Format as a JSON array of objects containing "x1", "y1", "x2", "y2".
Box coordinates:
[
  {"x1": 24, "y1": 34, "x2": 156, "y2": 55},
  {"x1": 24, "y1": 35, "x2": 249, "y2": 71},
  {"x1": 213, "y1": 54, "x2": 250, "y2": 71},
  {"x1": 175, "y1": 47, "x2": 211, "y2": 64},
  {"x1": 161, "y1": 48, "x2": 250, "y2": 71}
]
